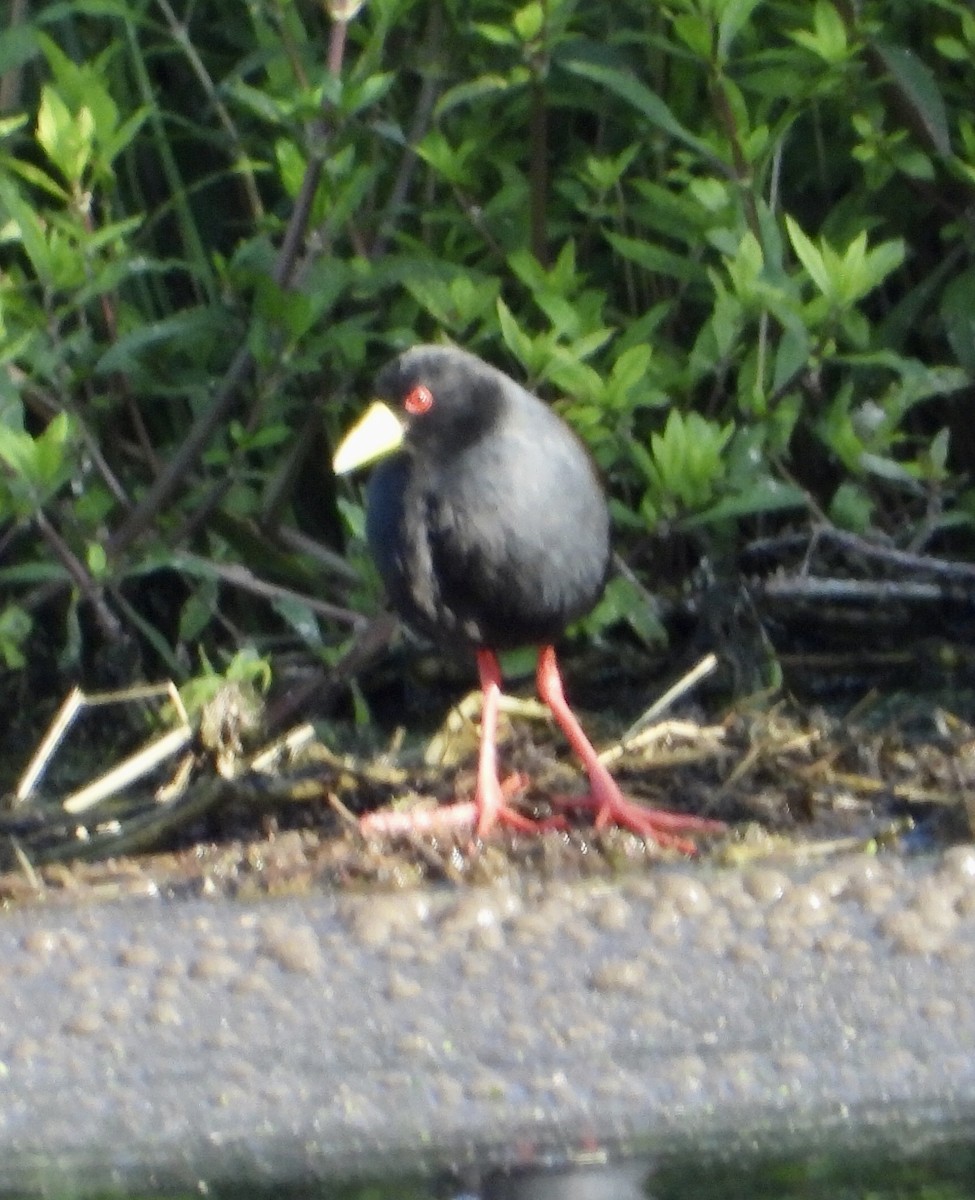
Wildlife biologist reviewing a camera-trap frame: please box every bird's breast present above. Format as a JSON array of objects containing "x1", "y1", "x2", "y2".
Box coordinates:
[{"x1": 365, "y1": 428, "x2": 610, "y2": 651}]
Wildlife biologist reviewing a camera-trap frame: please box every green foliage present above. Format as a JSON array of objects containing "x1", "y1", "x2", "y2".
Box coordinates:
[
  {"x1": 0, "y1": 0, "x2": 973, "y2": 700},
  {"x1": 638, "y1": 409, "x2": 735, "y2": 522},
  {"x1": 177, "y1": 646, "x2": 272, "y2": 720},
  {"x1": 0, "y1": 412, "x2": 74, "y2": 516}
]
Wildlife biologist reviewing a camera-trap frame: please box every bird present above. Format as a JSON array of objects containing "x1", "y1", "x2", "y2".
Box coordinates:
[{"x1": 332, "y1": 344, "x2": 723, "y2": 851}]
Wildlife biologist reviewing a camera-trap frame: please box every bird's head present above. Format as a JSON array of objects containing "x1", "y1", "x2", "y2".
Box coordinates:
[{"x1": 332, "y1": 345, "x2": 505, "y2": 475}]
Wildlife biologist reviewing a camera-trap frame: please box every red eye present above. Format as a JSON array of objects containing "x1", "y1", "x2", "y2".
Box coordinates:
[{"x1": 404, "y1": 384, "x2": 434, "y2": 415}]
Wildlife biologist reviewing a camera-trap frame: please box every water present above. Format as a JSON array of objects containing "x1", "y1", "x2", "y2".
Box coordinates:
[
  {"x1": 117, "y1": 1133, "x2": 974, "y2": 1199},
  {"x1": 36, "y1": 1128, "x2": 965, "y2": 1195}
]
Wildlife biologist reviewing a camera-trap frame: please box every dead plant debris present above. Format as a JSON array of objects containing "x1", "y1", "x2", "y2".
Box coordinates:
[{"x1": 0, "y1": 655, "x2": 973, "y2": 907}]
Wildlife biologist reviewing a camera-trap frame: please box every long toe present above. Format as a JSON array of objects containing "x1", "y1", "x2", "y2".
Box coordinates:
[
  {"x1": 554, "y1": 763, "x2": 724, "y2": 853},
  {"x1": 359, "y1": 802, "x2": 563, "y2": 839},
  {"x1": 595, "y1": 793, "x2": 722, "y2": 853},
  {"x1": 491, "y1": 804, "x2": 567, "y2": 835},
  {"x1": 359, "y1": 783, "x2": 567, "y2": 842},
  {"x1": 360, "y1": 800, "x2": 479, "y2": 838},
  {"x1": 477, "y1": 770, "x2": 571, "y2": 836}
]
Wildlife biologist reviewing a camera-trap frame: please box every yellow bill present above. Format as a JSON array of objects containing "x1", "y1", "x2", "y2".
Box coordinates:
[{"x1": 332, "y1": 401, "x2": 406, "y2": 475}]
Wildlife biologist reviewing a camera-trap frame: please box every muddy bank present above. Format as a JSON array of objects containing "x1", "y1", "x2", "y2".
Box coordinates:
[{"x1": 1, "y1": 847, "x2": 974, "y2": 1193}]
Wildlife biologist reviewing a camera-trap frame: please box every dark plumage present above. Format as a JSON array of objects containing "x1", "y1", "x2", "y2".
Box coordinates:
[
  {"x1": 367, "y1": 346, "x2": 609, "y2": 650},
  {"x1": 333, "y1": 344, "x2": 722, "y2": 849}
]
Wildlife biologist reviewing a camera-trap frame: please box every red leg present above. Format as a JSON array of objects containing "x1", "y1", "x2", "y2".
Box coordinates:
[
  {"x1": 360, "y1": 649, "x2": 564, "y2": 841},
  {"x1": 535, "y1": 645, "x2": 725, "y2": 853},
  {"x1": 471, "y1": 650, "x2": 540, "y2": 836}
]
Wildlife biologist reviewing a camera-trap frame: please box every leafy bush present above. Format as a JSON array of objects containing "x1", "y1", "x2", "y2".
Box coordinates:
[{"x1": 0, "y1": 0, "x2": 972, "y2": 707}]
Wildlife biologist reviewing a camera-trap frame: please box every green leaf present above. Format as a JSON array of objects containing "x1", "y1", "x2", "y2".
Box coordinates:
[
  {"x1": 0, "y1": 24, "x2": 37, "y2": 80},
  {"x1": 36, "y1": 85, "x2": 94, "y2": 185},
  {"x1": 0, "y1": 153, "x2": 70, "y2": 201},
  {"x1": 342, "y1": 71, "x2": 395, "y2": 117},
  {"x1": 435, "y1": 74, "x2": 522, "y2": 119},
  {"x1": 86, "y1": 541, "x2": 108, "y2": 578},
  {"x1": 672, "y1": 12, "x2": 713, "y2": 58},
  {"x1": 605, "y1": 231, "x2": 707, "y2": 285},
  {"x1": 0, "y1": 562, "x2": 70, "y2": 587},
  {"x1": 0, "y1": 424, "x2": 36, "y2": 480},
  {"x1": 32, "y1": 411, "x2": 71, "y2": 488},
  {"x1": 941, "y1": 267, "x2": 975, "y2": 373},
  {"x1": 35, "y1": 33, "x2": 120, "y2": 163},
  {"x1": 496, "y1": 298, "x2": 534, "y2": 366},
  {"x1": 688, "y1": 478, "x2": 807, "y2": 524},
  {"x1": 790, "y1": 0, "x2": 848, "y2": 63},
  {"x1": 837, "y1": 230, "x2": 868, "y2": 300},
  {"x1": 271, "y1": 595, "x2": 322, "y2": 646},
  {"x1": 178, "y1": 579, "x2": 219, "y2": 644},
  {"x1": 934, "y1": 36, "x2": 968, "y2": 63},
  {"x1": 785, "y1": 215, "x2": 831, "y2": 296},
  {"x1": 0, "y1": 412, "x2": 71, "y2": 497},
  {"x1": 95, "y1": 309, "x2": 231, "y2": 375},
  {"x1": 772, "y1": 327, "x2": 810, "y2": 392},
  {"x1": 557, "y1": 44, "x2": 715, "y2": 159},
  {"x1": 569, "y1": 326, "x2": 614, "y2": 361},
  {"x1": 608, "y1": 344, "x2": 652, "y2": 398},
  {"x1": 0, "y1": 178, "x2": 52, "y2": 282},
  {"x1": 687, "y1": 177, "x2": 730, "y2": 213},
  {"x1": 858, "y1": 238, "x2": 905, "y2": 296},
  {"x1": 0, "y1": 605, "x2": 31, "y2": 670},
  {"x1": 585, "y1": 575, "x2": 666, "y2": 647},
  {"x1": 403, "y1": 272, "x2": 500, "y2": 331},
  {"x1": 859, "y1": 452, "x2": 923, "y2": 490},
  {"x1": 101, "y1": 105, "x2": 150, "y2": 165},
  {"x1": 416, "y1": 130, "x2": 475, "y2": 185},
  {"x1": 274, "y1": 138, "x2": 306, "y2": 199},
  {"x1": 474, "y1": 22, "x2": 518, "y2": 48},
  {"x1": 228, "y1": 81, "x2": 288, "y2": 124},
  {"x1": 645, "y1": 409, "x2": 734, "y2": 514},
  {"x1": 874, "y1": 42, "x2": 950, "y2": 156},
  {"x1": 583, "y1": 144, "x2": 640, "y2": 192},
  {"x1": 533, "y1": 293, "x2": 581, "y2": 339},
  {"x1": 829, "y1": 481, "x2": 874, "y2": 532},
  {"x1": 927, "y1": 426, "x2": 950, "y2": 476},
  {"x1": 513, "y1": 2, "x2": 544, "y2": 42},
  {"x1": 717, "y1": 0, "x2": 765, "y2": 58}
]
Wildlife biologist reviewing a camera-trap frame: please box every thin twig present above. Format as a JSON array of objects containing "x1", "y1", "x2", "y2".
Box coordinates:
[
  {"x1": 63, "y1": 725, "x2": 194, "y2": 814},
  {"x1": 744, "y1": 525, "x2": 975, "y2": 585},
  {"x1": 264, "y1": 612, "x2": 399, "y2": 732},
  {"x1": 108, "y1": 14, "x2": 354, "y2": 557},
  {"x1": 107, "y1": 329, "x2": 253, "y2": 556},
  {"x1": 157, "y1": 17, "x2": 354, "y2": 549},
  {"x1": 529, "y1": 74, "x2": 549, "y2": 265},
  {"x1": 175, "y1": 553, "x2": 368, "y2": 627},
  {"x1": 813, "y1": 526, "x2": 975, "y2": 583},
  {"x1": 35, "y1": 511, "x2": 122, "y2": 640},
  {"x1": 154, "y1": 0, "x2": 265, "y2": 222},
  {"x1": 273, "y1": 525, "x2": 361, "y2": 587},
  {"x1": 371, "y1": 7, "x2": 444, "y2": 259},
  {"x1": 258, "y1": 405, "x2": 325, "y2": 530},
  {"x1": 12, "y1": 366, "x2": 133, "y2": 508},
  {"x1": 613, "y1": 653, "x2": 719, "y2": 750},
  {"x1": 16, "y1": 681, "x2": 184, "y2": 804},
  {"x1": 759, "y1": 576, "x2": 965, "y2": 605},
  {"x1": 755, "y1": 136, "x2": 784, "y2": 400},
  {"x1": 0, "y1": 0, "x2": 29, "y2": 113}
]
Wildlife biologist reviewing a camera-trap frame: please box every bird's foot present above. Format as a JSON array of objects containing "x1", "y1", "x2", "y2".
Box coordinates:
[
  {"x1": 554, "y1": 764, "x2": 724, "y2": 854},
  {"x1": 474, "y1": 771, "x2": 569, "y2": 837},
  {"x1": 359, "y1": 773, "x2": 568, "y2": 841},
  {"x1": 359, "y1": 800, "x2": 479, "y2": 839}
]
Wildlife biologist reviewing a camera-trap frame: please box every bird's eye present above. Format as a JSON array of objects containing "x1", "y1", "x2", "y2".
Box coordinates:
[{"x1": 404, "y1": 384, "x2": 434, "y2": 415}]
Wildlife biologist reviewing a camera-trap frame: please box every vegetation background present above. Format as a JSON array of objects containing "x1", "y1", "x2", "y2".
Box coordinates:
[{"x1": 1, "y1": 0, "x2": 974, "y2": 761}]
